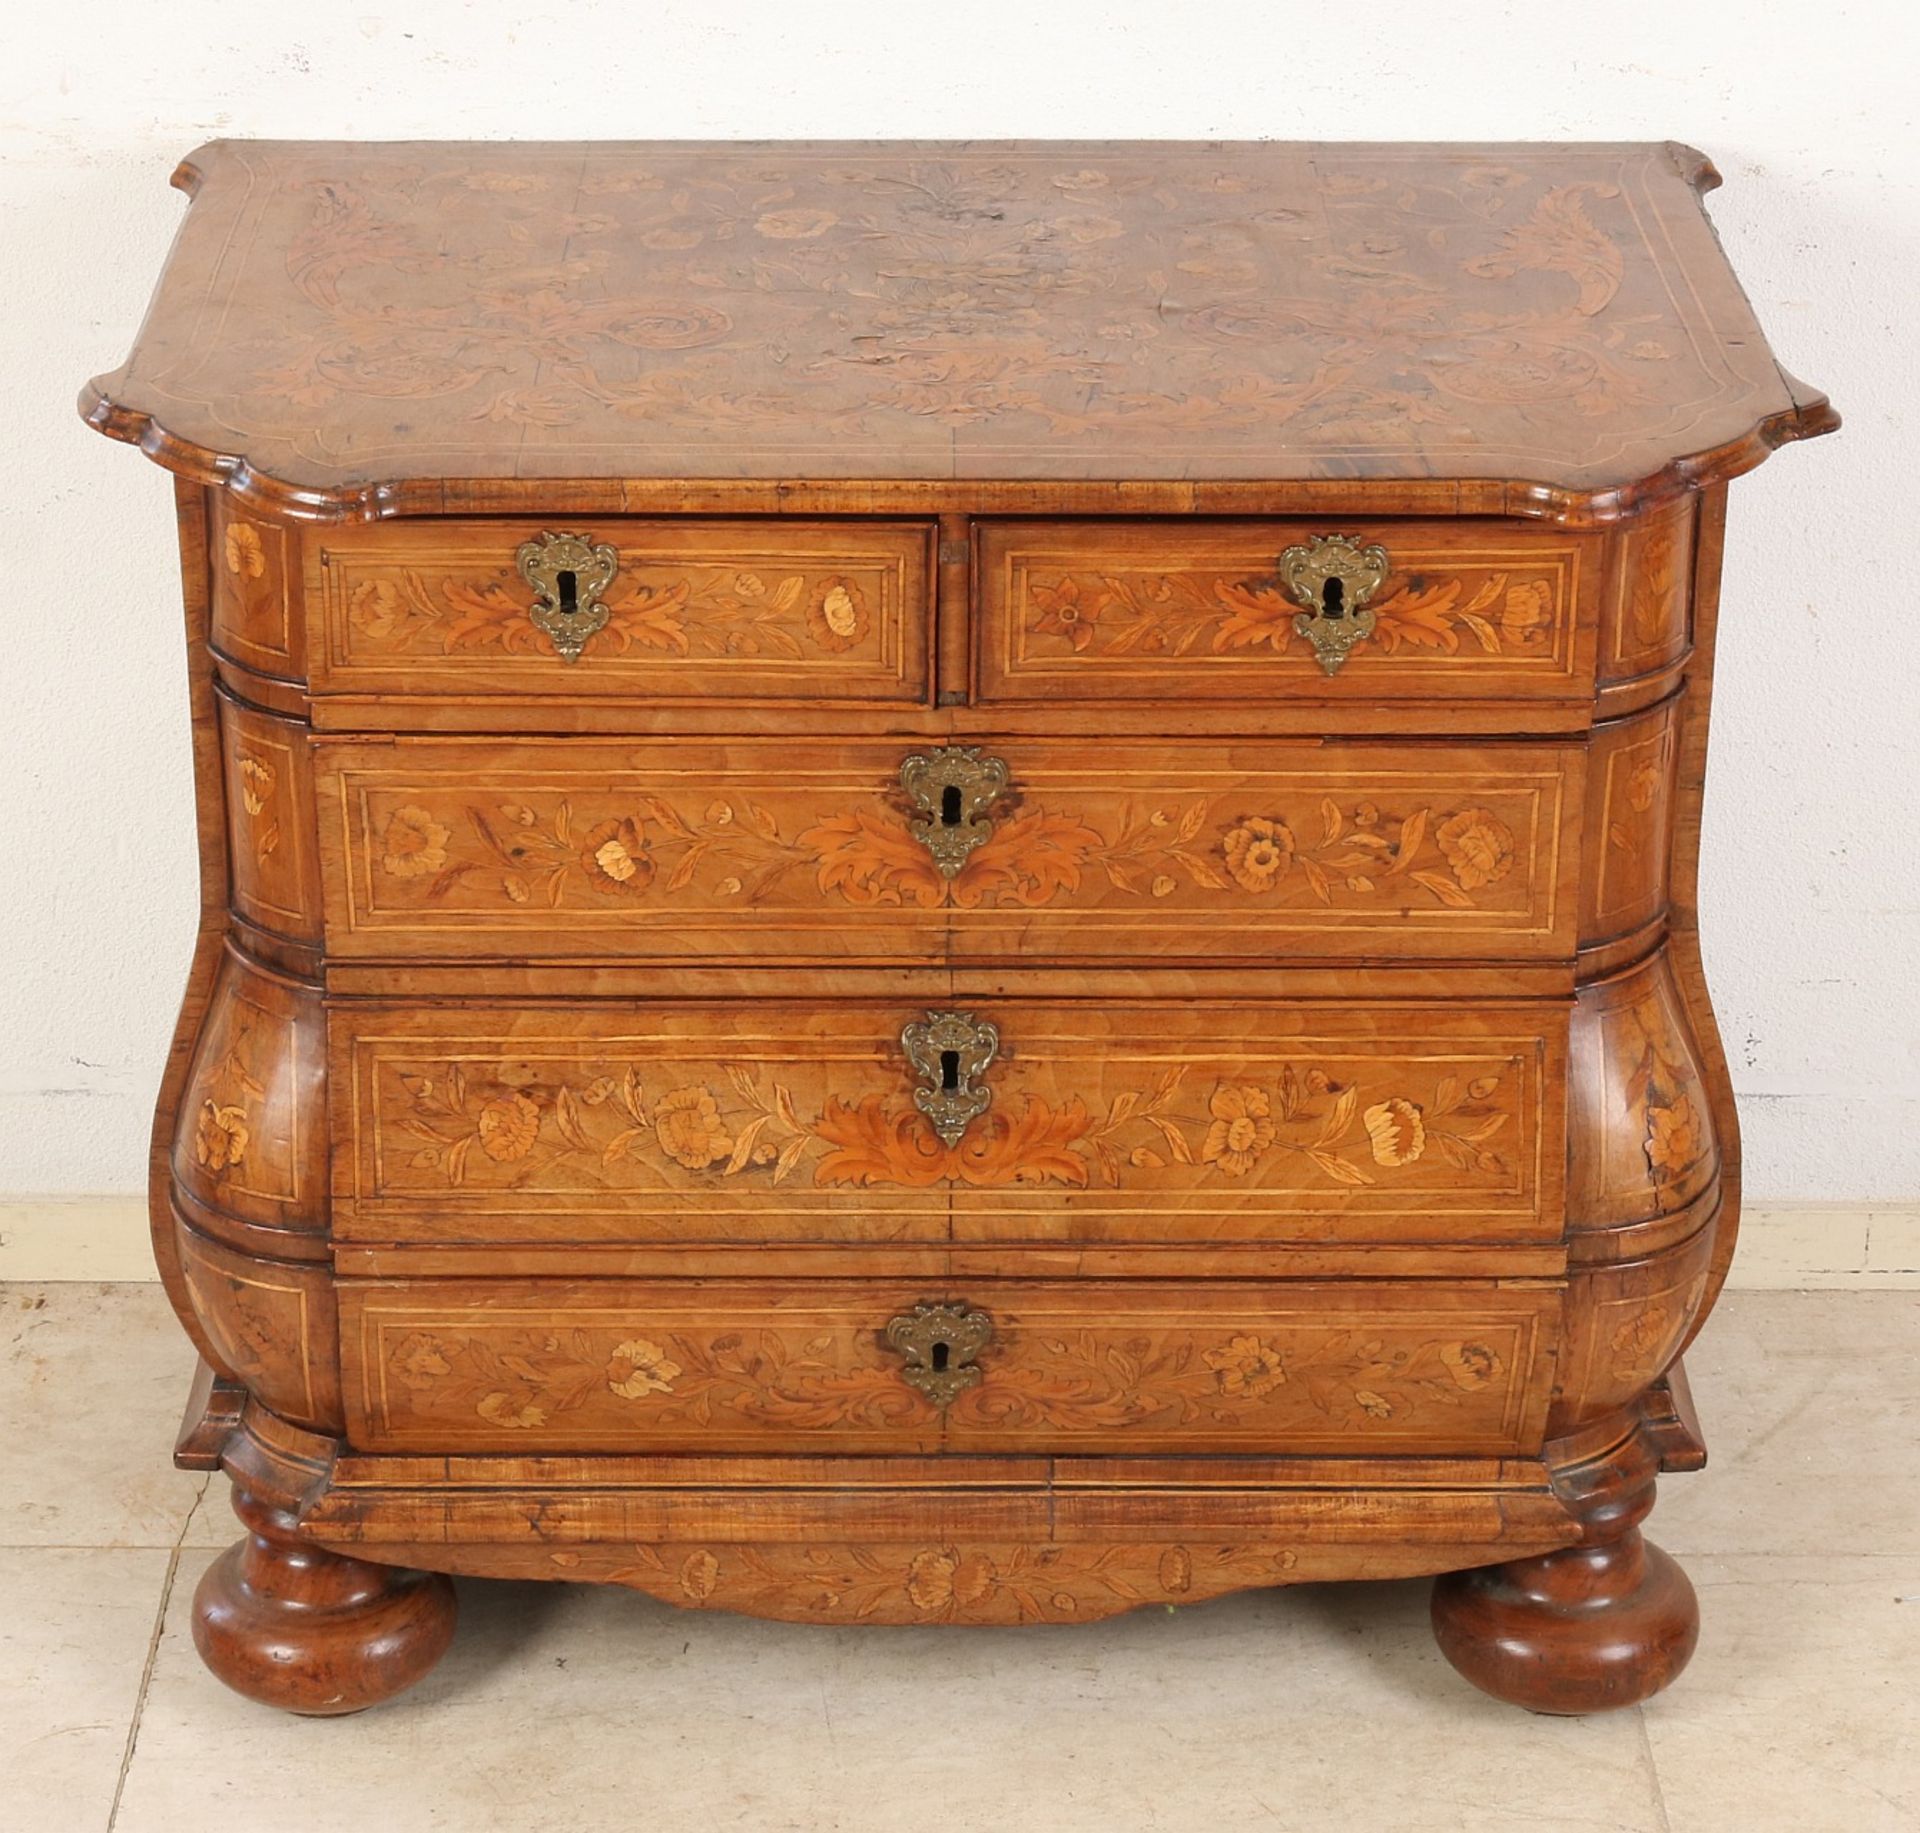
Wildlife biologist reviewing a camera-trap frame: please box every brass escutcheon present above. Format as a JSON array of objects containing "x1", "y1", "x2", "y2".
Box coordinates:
[
  {"x1": 1277, "y1": 534, "x2": 1391, "y2": 676},
  {"x1": 883, "y1": 1300, "x2": 993, "y2": 1407},
  {"x1": 901, "y1": 1008, "x2": 999, "y2": 1147},
  {"x1": 899, "y1": 745, "x2": 1009, "y2": 877},
  {"x1": 517, "y1": 530, "x2": 619, "y2": 662}
]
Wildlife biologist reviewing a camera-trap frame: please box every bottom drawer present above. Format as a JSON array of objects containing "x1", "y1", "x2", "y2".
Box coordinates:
[{"x1": 342, "y1": 1278, "x2": 1560, "y2": 1457}]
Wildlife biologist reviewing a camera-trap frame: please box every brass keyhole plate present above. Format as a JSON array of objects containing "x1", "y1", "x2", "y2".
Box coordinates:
[
  {"x1": 900, "y1": 746, "x2": 1009, "y2": 876},
  {"x1": 901, "y1": 1010, "x2": 999, "y2": 1147},
  {"x1": 883, "y1": 1301, "x2": 993, "y2": 1407},
  {"x1": 517, "y1": 530, "x2": 619, "y2": 662},
  {"x1": 1277, "y1": 534, "x2": 1390, "y2": 676}
]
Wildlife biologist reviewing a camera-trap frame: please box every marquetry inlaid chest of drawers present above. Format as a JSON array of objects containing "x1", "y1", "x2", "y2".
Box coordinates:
[{"x1": 85, "y1": 139, "x2": 1834, "y2": 1716}]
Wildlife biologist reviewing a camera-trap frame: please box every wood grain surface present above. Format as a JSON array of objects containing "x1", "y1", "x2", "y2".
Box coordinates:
[{"x1": 83, "y1": 140, "x2": 1833, "y2": 520}]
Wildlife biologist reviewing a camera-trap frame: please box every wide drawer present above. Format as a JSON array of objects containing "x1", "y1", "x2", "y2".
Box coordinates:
[
  {"x1": 307, "y1": 518, "x2": 933, "y2": 703},
  {"x1": 340, "y1": 1277, "x2": 1560, "y2": 1455},
  {"x1": 330, "y1": 996, "x2": 1565, "y2": 1247},
  {"x1": 314, "y1": 735, "x2": 1579, "y2": 961},
  {"x1": 976, "y1": 520, "x2": 1599, "y2": 705}
]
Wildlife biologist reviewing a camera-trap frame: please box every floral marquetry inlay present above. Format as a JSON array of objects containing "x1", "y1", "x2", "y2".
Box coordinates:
[
  {"x1": 318, "y1": 741, "x2": 1571, "y2": 961},
  {"x1": 1024, "y1": 560, "x2": 1565, "y2": 665},
  {"x1": 978, "y1": 523, "x2": 1592, "y2": 702},
  {"x1": 567, "y1": 1542, "x2": 1312, "y2": 1626},
  {"x1": 335, "y1": 1000, "x2": 1562, "y2": 1246},
  {"x1": 375, "y1": 1049, "x2": 1523, "y2": 1198},
  {"x1": 314, "y1": 521, "x2": 928, "y2": 701},
  {"x1": 348, "y1": 1285, "x2": 1548, "y2": 1453}
]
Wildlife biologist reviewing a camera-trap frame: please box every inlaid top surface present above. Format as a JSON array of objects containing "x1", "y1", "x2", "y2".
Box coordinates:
[{"x1": 85, "y1": 139, "x2": 1831, "y2": 513}]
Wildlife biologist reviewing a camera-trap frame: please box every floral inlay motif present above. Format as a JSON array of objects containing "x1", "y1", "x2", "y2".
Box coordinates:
[
  {"x1": 368, "y1": 786, "x2": 1525, "y2": 918},
  {"x1": 193, "y1": 1099, "x2": 251, "y2": 1173},
  {"x1": 1362, "y1": 1097, "x2": 1427, "y2": 1167},
  {"x1": 1202, "y1": 1335, "x2": 1287, "y2": 1399},
  {"x1": 1201, "y1": 1087, "x2": 1276, "y2": 1176},
  {"x1": 1644, "y1": 1096, "x2": 1703, "y2": 1178},
  {"x1": 1620, "y1": 985, "x2": 1715, "y2": 1202},
  {"x1": 237, "y1": 756, "x2": 275, "y2": 816},
  {"x1": 388, "y1": 1054, "x2": 1515, "y2": 1195},
  {"x1": 188, "y1": 1023, "x2": 267, "y2": 1178},
  {"x1": 1606, "y1": 1273, "x2": 1708, "y2": 1384},
  {"x1": 223, "y1": 521, "x2": 266, "y2": 579},
  {"x1": 233, "y1": 752, "x2": 281, "y2": 869},
  {"x1": 381, "y1": 806, "x2": 450, "y2": 879},
  {"x1": 606, "y1": 1338, "x2": 682, "y2": 1399}
]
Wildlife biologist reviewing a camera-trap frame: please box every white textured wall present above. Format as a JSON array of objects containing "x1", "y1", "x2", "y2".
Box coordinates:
[{"x1": 0, "y1": 2, "x2": 1914, "y2": 1202}]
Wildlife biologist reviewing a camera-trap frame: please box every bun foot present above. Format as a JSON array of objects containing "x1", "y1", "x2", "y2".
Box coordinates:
[
  {"x1": 192, "y1": 1485, "x2": 456, "y2": 1715},
  {"x1": 1430, "y1": 1527, "x2": 1698, "y2": 1714}
]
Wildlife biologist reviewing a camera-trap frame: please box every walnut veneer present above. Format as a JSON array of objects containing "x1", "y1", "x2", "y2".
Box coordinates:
[{"x1": 85, "y1": 139, "x2": 1835, "y2": 1716}]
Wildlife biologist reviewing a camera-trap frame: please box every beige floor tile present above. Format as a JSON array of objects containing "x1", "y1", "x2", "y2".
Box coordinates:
[
  {"x1": 0, "y1": 1284, "x2": 213, "y2": 1550},
  {"x1": 0, "y1": 1546, "x2": 173, "y2": 1833},
  {"x1": 115, "y1": 1557, "x2": 1665, "y2": 1833},
  {"x1": 1656, "y1": 1291, "x2": 1920, "y2": 1557},
  {"x1": 1644, "y1": 1553, "x2": 1920, "y2": 1832}
]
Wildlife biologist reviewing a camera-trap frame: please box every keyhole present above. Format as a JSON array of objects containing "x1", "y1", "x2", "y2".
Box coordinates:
[
  {"x1": 940, "y1": 784, "x2": 962, "y2": 826},
  {"x1": 556, "y1": 568, "x2": 578, "y2": 617},
  {"x1": 930, "y1": 1339, "x2": 951, "y2": 1372},
  {"x1": 940, "y1": 1049, "x2": 960, "y2": 1091},
  {"x1": 1320, "y1": 576, "x2": 1345, "y2": 620}
]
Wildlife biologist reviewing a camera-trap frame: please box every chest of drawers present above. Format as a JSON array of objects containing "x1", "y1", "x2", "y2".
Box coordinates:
[{"x1": 84, "y1": 138, "x2": 1834, "y2": 1717}]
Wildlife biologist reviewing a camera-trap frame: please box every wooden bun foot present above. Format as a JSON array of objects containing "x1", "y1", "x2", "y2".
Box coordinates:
[
  {"x1": 1430, "y1": 1527, "x2": 1698, "y2": 1714},
  {"x1": 192, "y1": 1485, "x2": 457, "y2": 1715}
]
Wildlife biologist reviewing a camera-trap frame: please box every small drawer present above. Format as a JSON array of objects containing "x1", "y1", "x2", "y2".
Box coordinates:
[
  {"x1": 976, "y1": 519, "x2": 1599, "y2": 705},
  {"x1": 308, "y1": 518, "x2": 933, "y2": 704},
  {"x1": 330, "y1": 996, "x2": 1565, "y2": 1249},
  {"x1": 313, "y1": 734, "x2": 1580, "y2": 962},
  {"x1": 341, "y1": 1277, "x2": 1559, "y2": 1455}
]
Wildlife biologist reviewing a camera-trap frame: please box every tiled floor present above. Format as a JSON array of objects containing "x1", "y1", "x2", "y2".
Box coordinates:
[{"x1": 2, "y1": 1286, "x2": 1914, "y2": 1832}]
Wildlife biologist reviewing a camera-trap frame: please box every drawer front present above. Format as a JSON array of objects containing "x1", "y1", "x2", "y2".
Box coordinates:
[
  {"x1": 977, "y1": 520, "x2": 1596, "y2": 704},
  {"x1": 331, "y1": 998, "x2": 1565, "y2": 1248},
  {"x1": 308, "y1": 519, "x2": 932, "y2": 703},
  {"x1": 314, "y1": 736, "x2": 1579, "y2": 961},
  {"x1": 341, "y1": 1278, "x2": 1559, "y2": 1455}
]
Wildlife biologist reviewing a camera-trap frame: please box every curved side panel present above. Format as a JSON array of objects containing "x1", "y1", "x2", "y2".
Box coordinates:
[
  {"x1": 1548, "y1": 1221, "x2": 1715, "y2": 1439},
  {"x1": 1581, "y1": 695, "x2": 1680, "y2": 950},
  {"x1": 1666, "y1": 487, "x2": 1744, "y2": 1348},
  {"x1": 217, "y1": 690, "x2": 322, "y2": 950},
  {"x1": 177, "y1": 1219, "x2": 343, "y2": 1434},
  {"x1": 1600, "y1": 497, "x2": 1694, "y2": 685},
  {"x1": 209, "y1": 493, "x2": 306, "y2": 682},
  {"x1": 1561, "y1": 942, "x2": 1728, "y2": 1438},
  {"x1": 170, "y1": 945, "x2": 328, "y2": 1243},
  {"x1": 1568, "y1": 951, "x2": 1720, "y2": 1234},
  {"x1": 149, "y1": 482, "x2": 238, "y2": 1368}
]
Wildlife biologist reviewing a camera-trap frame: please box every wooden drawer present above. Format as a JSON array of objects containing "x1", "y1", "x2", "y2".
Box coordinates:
[
  {"x1": 308, "y1": 519, "x2": 933, "y2": 703},
  {"x1": 330, "y1": 996, "x2": 1565, "y2": 1248},
  {"x1": 976, "y1": 520, "x2": 1598, "y2": 705},
  {"x1": 314, "y1": 735, "x2": 1579, "y2": 961},
  {"x1": 341, "y1": 1277, "x2": 1560, "y2": 1455}
]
